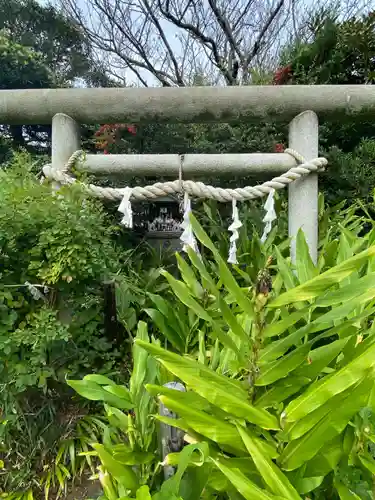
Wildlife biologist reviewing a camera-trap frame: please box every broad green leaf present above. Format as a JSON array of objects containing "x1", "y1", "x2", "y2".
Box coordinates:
[
  {"x1": 91, "y1": 444, "x2": 138, "y2": 491},
  {"x1": 274, "y1": 246, "x2": 297, "y2": 291},
  {"x1": 270, "y1": 244, "x2": 375, "y2": 307},
  {"x1": 309, "y1": 289, "x2": 375, "y2": 324},
  {"x1": 337, "y1": 232, "x2": 353, "y2": 266},
  {"x1": 237, "y1": 425, "x2": 300, "y2": 499},
  {"x1": 260, "y1": 304, "x2": 375, "y2": 363},
  {"x1": 67, "y1": 379, "x2": 134, "y2": 410},
  {"x1": 155, "y1": 415, "x2": 192, "y2": 434},
  {"x1": 25, "y1": 490, "x2": 34, "y2": 500},
  {"x1": 285, "y1": 383, "x2": 356, "y2": 441},
  {"x1": 156, "y1": 415, "x2": 216, "y2": 454},
  {"x1": 190, "y1": 214, "x2": 254, "y2": 314},
  {"x1": 334, "y1": 479, "x2": 362, "y2": 500},
  {"x1": 176, "y1": 253, "x2": 204, "y2": 298},
  {"x1": 172, "y1": 443, "x2": 208, "y2": 487},
  {"x1": 256, "y1": 342, "x2": 311, "y2": 386},
  {"x1": 161, "y1": 358, "x2": 279, "y2": 429},
  {"x1": 83, "y1": 374, "x2": 116, "y2": 385},
  {"x1": 148, "y1": 294, "x2": 189, "y2": 340},
  {"x1": 210, "y1": 323, "x2": 245, "y2": 362},
  {"x1": 98, "y1": 468, "x2": 118, "y2": 500},
  {"x1": 293, "y1": 337, "x2": 349, "y2": 380},
  {"x1": 358, "y1": 453, "x2": 375, "y2": 475},
  {"x1": 158, "y1": 395, "x2": 246, "y2": 452},
  {"x1": 180, "y1": 463, "x2": 218, "y2": 500},
  {"x1": 284, "y1": 341, "x2": 375, "y2": 423},
  {"x1": 343, "y1": 425, "x2": 355, "y2": 455},
  {"x1": 154, "y1": 443, "x2": 208, "y2": 500},
  {"x1": 206, "y1": 468, "x2": 258, "y2": 494},
  {"x1": 198, "y1": 330, "x2": 206, "y2": 365},
  {"x1": 296, "y1": 229, "x2": 318, "y2": 284},
  {"x1": 114, "y1": 451, "x2": 154, "y2": 465},
  {"x1": 141, "y1": 342, "x2": 278, "y2": 429},
  {"x1": 263, "y1": 307, "x2": 309, "y2": 338},
  {"x1": 104, "y1": 405, "x2": 129, "y2": 432},
  {"x1": 67, "y1": 379, "x2": 109, "y2": 400},
  {"x1": 136, "y1": 340, "x2": 246, "y2": 400},
  {"x1": 315, "y1": 272, "x2": 375, "y2": 307},
  {"x1": 130, "y1": 321, "x2": 149, "y2": 400},
  {"x1": 187, "y1": 247, "x2": 218, "y2": 294},
  {"x1": 261, "y1": 325, "x2": 351, "y2": 386},
  {"x1": 211, "y1": 338, "x2": 221, "y2": 371},
  {"x1": 158, "y1": 396, "x2": 277, "y2": 458},
  {"x1": 147, "y1": 293, "x2": 171, "y2": 319},
  {"x1": 146, "y1": 383, "x2": 229, "y2": 420},
  {"x1": 161, "y1": 271, "x2": 212, "y2": 322},
  {"x1": 161, "y1": 271, "x2": 242, "y2": 357},
  {"x1": 304, "y1": 434, "x2": 343, "y2": 477},
  {"x1": 103, "y1": 384, "x2": 132, "y2": 402},
  {"x1": 323, "y1": 239, "x2": 339, "y2": 269},
  {"x1": 217, "y1": 295, "x2": 249, "y2": 344},
  {"x1": 187, "y1": 248, "x2": 249, "y2": 343},
  {"x1": 280, "y1": 377, "x2": 373, "y2": 470},
  {"x1": 291, "y1": 475, "x2": 324, "y2": 495},
  {"x1": 255, "y1": 377, "x2": 311, "y2": 409},
  {"x1": 145, "y1": 308, "x2": 185, "y2": 351},
  {"x1": 136, "y1": 485, "x2": 152, "y2": 499},
  {"x1": 210, "y1": 457, "x2": 282, "y2": 500},
  {"x1": 341, "y1": 326, "x2": 375, "y2": 364}
]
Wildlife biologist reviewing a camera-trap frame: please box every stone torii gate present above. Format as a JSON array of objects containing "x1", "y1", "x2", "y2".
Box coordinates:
[
  {"x1": 1, "y1": 84, "x2": 374, "y2": 474},
  {"x1": 0, "y1": 85, "x2": 374, "y2": 262}
]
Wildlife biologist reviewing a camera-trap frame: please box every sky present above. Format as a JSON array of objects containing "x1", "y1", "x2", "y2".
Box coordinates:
[{"x1": 44, "y1": 0, "x2": 375, "y2": 87}]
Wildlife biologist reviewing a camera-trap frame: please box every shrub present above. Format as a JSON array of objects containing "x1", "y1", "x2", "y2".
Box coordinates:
[
  {"x1": 134, "y1": 215, "x2": 375, "y2": 499},
  {"x1": 0, "y1": 153, "x2": 124, "y2": 496},
  {"x1": 64, "y1": 209, "x2": 375, "y2": 499}
]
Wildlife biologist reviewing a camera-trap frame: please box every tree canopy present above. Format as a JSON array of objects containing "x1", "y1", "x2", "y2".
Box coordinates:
[
  {"x1": 0, "y1": 0, "x2": 115, "y2": 155},
  {"x1": 0, "y1": 0, "x2": 110, "y2": 86}
]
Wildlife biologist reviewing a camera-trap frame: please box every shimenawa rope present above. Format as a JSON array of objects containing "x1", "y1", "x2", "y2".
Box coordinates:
[{"x1": 42, "y1": 149, "x2": 327, "y2": 204}]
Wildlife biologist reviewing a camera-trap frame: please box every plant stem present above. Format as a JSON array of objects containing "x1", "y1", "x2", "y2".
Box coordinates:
[{"x1": 249, "y1": 294, "x2": 267, "y2": 401}]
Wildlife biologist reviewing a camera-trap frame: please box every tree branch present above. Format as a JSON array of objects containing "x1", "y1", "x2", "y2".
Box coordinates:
[
  {"x1": 245, "y1": 0, "x2": 285, "y2": 66},
  {"x1": 157, "y1": 0, "x2": 235, "y2": 84},
  {"x1": 207, "y1": 0, "x2": 243, "y2": 63},
  {"x1": 141, "y1": 0, "x2": 185, "y2": 85},
  {"x1": 61, "y1": 0, "x2": 348, "y2": 88}
]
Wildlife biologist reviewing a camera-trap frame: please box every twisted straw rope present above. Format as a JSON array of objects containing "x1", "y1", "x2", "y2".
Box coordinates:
[{"x1": 42, "y1": 149, "x2": 327, "y2": 203}]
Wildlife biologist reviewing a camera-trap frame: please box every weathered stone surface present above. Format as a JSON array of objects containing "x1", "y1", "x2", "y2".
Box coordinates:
[{"x1": 0, "y1": 85, "x2": 374, "y2": 124}]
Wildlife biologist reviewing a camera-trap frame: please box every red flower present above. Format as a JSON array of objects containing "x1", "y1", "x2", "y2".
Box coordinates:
[
  {"x1": 104, "y1": 150, "x2": 109, "y2": 155},
  {"x1": 273, "y1": 65, "x2": 292, "y2": 85},
  {"x1": 94, "y1": 123, "x2": 137, "y2": 153},
  {"x1": 274, "y1": 143, "x2": 284, "y2": 153},
  {"x1": 127, "y1": 125, "x2": 137, "y2": 135}
]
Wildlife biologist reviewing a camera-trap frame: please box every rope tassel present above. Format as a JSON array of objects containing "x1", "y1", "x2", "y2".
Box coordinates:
[
  {"x1": 261, "y1": 188, "x2": 276, "y2": 243},
  {"x1": 228, "y1": 199, "x2": 242, "y2": 265},
  {"x1": 180, "y1": 192, "x2": 199, "y2": 254},
  {"x1": 118, "y1": 187, "x2": 133, "y2": 228}
]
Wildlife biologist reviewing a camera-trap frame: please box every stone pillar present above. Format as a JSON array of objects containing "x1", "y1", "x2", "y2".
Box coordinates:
[
  {"x1": 51, "y1": 113, "x2": 80, "y2": 190},
  {"x1": 288, "y1": 110, "x2": 319, "y2": 264}
]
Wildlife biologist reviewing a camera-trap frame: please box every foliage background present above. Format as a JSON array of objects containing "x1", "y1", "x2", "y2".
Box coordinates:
[{"x1": 2, "y1": 0, "x2": 375, "y2": 498}]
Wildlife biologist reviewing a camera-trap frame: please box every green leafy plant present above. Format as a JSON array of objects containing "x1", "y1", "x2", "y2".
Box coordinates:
[
  {"x1": 67, "y1": 322, "x2": 161, "y2": 499},
  {"x1": 134, "y1": 214, "x2": 375, "y2": 499},
  {"x1": 0, "y1": 393, "x2": 105, "y2": 499},
  {"x1": 0, "y1": 153, "x2": 123, "y2": 498},
  {"x1": 67, "y1": 322, "x2": 218, "y2": 500}
]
